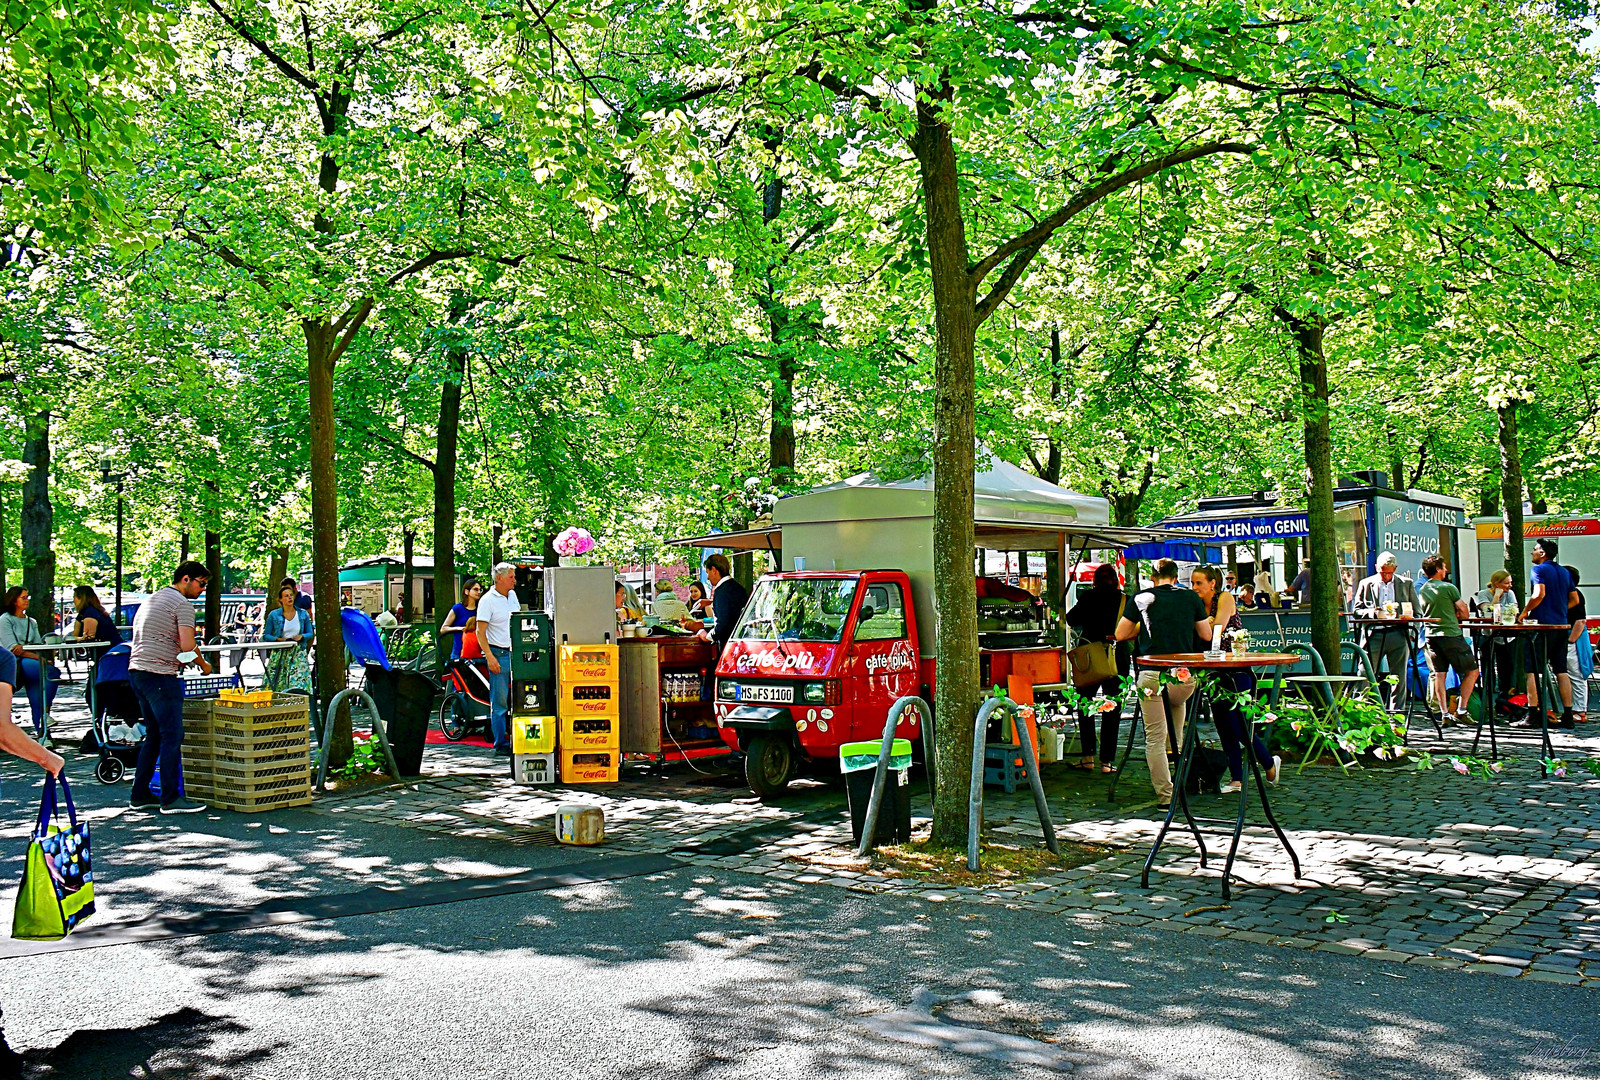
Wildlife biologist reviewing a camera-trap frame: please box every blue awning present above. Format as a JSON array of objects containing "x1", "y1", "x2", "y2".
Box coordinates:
[{"x1": 1123, "y1": 541, "x2": 1225, "y2": 562}]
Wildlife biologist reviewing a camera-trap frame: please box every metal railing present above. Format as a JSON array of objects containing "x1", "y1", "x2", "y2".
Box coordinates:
[
  {"x1": 853, "y1": 695, "x2": 935, "y2": 857},
  {"x1": 315, "y1": 687, "x2": 401, "y2": 792}
]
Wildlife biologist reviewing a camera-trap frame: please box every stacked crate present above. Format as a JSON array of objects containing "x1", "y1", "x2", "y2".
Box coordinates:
[
  {"x1": 558, "y1": 643, "x2": 620, "y2": 782},
  {"x1": 510, "y1": 611, "x2": 558, "y2": 784},
  {"x1": 181, "y1": 693, "x2": 313, "y2": 811}
]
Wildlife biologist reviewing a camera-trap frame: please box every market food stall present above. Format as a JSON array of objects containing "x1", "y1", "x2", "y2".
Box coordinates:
[{"x1": 671, "y1": 453, "x2": 1203, "y2": 794}]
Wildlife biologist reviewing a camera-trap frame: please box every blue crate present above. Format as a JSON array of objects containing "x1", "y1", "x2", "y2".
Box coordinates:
[{"x1": 181, "y1": 673, "x2": 243, "y2": 699}]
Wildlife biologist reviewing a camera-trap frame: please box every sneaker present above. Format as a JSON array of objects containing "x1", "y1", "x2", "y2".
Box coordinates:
[
  {"x1": 1266, "y1": 756, "x2": 1282, "y2": 786},
  {"x1": 1558, "y1": 716, "x2": 1577, "y2": 730},
  {"x1": 129, "y1": 794, "x2": 160, "y2": 810},
  {"x1": 1219, "y1": 781, "x2": 1242, "y2": 795},
  {"x1": 160, "y1": 797, "x2": 208, "y2": 815}
]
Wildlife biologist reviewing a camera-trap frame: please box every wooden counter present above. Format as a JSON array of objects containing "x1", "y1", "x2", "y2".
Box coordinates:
[{"x1": 618, "y1": 637, "x2": 732, "y2": 763}]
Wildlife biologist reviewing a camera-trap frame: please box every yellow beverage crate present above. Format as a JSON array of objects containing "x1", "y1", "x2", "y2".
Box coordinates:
[
  {"x1": 559, "y1": 680, "x2": 618, "y2": 706},
  {"x1": 559, "y1": 714, "x2": 619, "y2": 751},
  {"x1": 560, "y1": 748, "x2": 619, "y2": 784},
  {"x1": 511, "y1": 714, "x2": 556, "y2": 755},
  {"x1": 558, "y1": 644, "x2": 619, "y2": 686},
  {"x1": 557, "y1": 693, "x2": 619, "y2": 721}
]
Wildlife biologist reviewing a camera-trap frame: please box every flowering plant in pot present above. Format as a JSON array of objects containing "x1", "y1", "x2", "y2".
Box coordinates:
[{"x1": 553, "y1": 527, "x2": 596, "y2": 563}]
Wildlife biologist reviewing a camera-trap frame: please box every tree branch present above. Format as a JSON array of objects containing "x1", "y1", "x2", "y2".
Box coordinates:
[
  {"x1": 386, "y1": 248, "x2": 473, "y2": 287},
  {"x1": 326, "y1": 298, "x2": 374, "y2": 367},
  {"x1": 367, "y1": 428, "x2": 437, "y2": 473},
  {"x1": 204, "y1": 0, "x2": 319, "y2": 92},
  {"x1": 970, "y1": 141, "x2": 1254, "y2": 287},
  {"x1": 974, "y1": 239, "x2": 1046, "y2": 326}
]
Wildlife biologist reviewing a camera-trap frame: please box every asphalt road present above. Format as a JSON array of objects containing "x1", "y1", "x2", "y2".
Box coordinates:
[{"x1": 1, "y1": 797, "x2": 1596, "y2": 1080}]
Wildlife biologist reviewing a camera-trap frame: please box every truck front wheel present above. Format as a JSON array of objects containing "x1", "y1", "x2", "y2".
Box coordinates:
[{"x1": 745, "y1": 735, "x2": 796, "y2": 798}]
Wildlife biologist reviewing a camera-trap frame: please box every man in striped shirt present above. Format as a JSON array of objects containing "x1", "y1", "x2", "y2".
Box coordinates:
[{"x1": 129, "y1": 561, "x2": 212, "y2": 814}]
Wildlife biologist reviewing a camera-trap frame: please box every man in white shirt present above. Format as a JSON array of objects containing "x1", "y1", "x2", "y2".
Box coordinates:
[
  {"x1": 475, "y1": 562, "x2": 521, "y2": 755},
  {"x1": 1353, "y1": 551, "x2": 1419, "y2": 707}
]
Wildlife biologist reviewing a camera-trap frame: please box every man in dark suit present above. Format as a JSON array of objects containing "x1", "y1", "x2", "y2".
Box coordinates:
[{"x1": 701, "y1": 553, "x2": 750, "y2": 657}]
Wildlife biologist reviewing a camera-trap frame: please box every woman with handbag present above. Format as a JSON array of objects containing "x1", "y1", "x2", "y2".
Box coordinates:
[{"x1": 1065, "y1": 564, "x2": 1128, "y2": 773}]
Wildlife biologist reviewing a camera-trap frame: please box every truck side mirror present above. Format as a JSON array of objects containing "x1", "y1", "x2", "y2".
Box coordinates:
[{"x1": 858, "y1": 606, "x2": 875, "y2": 622}]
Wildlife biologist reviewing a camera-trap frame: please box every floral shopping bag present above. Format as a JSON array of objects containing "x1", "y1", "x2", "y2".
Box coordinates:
[{"x1": 12, "y1": 774, "x2": 95, "y2": 940}]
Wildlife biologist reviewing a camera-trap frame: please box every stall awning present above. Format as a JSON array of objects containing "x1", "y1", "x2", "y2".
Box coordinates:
[
  {"x1": 669, "y1": 522, "x2": 1203, "y2": 555},
  {"x1": 667, "y1": 526, "x2": 782, "y2": 552},
  {"x1": 976, "y1": 521, "x2": 1209, "y2": 552}
]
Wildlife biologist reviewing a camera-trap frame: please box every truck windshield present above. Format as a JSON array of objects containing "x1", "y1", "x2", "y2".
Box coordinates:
[{"x1": 734, "y1": 578, "x2": 860, "y2": 643}]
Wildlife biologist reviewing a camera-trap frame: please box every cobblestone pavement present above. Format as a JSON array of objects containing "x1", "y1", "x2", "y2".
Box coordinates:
[
  {"x1": 36, "y1": 669, "x2": 1600, "y2": 989},
  {"x1": 300, "y1": 715, "x2": 1600, "y2": 990}
]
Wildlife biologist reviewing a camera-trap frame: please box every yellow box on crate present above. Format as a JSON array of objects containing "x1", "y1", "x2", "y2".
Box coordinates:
[
  {"x1": 558, "y1": 644, "x2": 619, "y2": 686},
  {"x1": 559, "y1": 713, "x2": 619, "y2": 750},
  {"x1": 219, "y1": 688, "x2": 274, "y2": 705},
  {"x1": 560, "y1": 748, "x2": 619, "y2": 784},
  {"x1": 511, "y1": 714, "x2": 556, "y2": 755}
]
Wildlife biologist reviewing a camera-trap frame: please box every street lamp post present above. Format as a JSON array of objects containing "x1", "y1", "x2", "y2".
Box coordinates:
[{"x1": 100, "y1": 460, "x2": 127, "y2": 625}]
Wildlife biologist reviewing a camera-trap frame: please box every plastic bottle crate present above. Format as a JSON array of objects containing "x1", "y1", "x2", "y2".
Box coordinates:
[
  {"x1": 511, "y1": 611, "x2": 555, "y2": 679},
  {"x1": 560, "y1": 748, "x2": 619, "y2": 784},
  {"x1": 558, "y1": 644, "x2": 618, "y2": 685},
  {"x1": 511, "y1": 679, "x2": 555, "y2": 714},
  {"x1": 512, "y1": 752, "x2": 556, "y2": 785},
  {"x1": 182, "y1": 674, "x2": 243, "y2": 699},
  {"x1": 558, "y1": 694, "x2": 619, "y2": 721},
  {"x1": 208, "y1": 787, "x2": 313, "y2": 813},
  {"x1": 511, "y1": 715, "x2": 556, "y2": 755},
  {"x1": 559, "y1": 714, "x2": 618, "y2": 750}
]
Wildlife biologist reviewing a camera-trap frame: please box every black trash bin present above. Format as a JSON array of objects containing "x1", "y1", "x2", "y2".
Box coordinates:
[
  {"x1": 361, "y1": 663, "x2": 434, "y2": 777},
  {"x1": 840, "y1": 739, "x2": 913, "y2": 847}
]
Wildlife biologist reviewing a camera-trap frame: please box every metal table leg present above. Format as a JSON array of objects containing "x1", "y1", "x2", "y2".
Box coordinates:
[{"x1": 1141, "y1": 685, "x2": 1208, "y2": 890}]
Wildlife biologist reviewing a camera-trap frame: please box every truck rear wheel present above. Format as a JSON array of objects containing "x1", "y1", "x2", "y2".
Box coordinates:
[{"x1": 745, "y1": 734, "x2": 795, "y2": 797}]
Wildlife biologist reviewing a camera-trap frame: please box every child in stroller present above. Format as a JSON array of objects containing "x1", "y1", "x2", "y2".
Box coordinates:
[{"x1": 92, "y1": 644, "x2": 145, "y2": 783}]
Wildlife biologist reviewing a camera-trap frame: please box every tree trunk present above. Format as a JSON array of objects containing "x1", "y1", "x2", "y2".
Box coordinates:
[
  {"x1": 180, "y1": 531, "x2": 189, "y2": 563},
  {"x1": 0, "y1": 486, "x2": 8, "y2": 591},
  {"x1": 1294, "y1": 322, "x2": 1341, "y2": 670},
  {"x1": 492, "y1": 524, "x2": 503, "y2": 568},
  {"x1": 20, "y1": 412, "x2": 53, "y2": 637},
  {"x1": 204, "y1": 480, "x2": 222, "y2": 640},
  {"x1": 306, "y1": 321, "x2": 350, "y2": 768},
  {"x1": 1498, "y1": 402, "x2": 1525, "y2": 582},
  {"x1": 1478, "y1": 489, "x2": 1497, "y2": 519},
  {"x1": 1285, "y1": 537, "x2": 1300, "y2": 584},
  {"x1": 915, "y1": 92, "x2": 980, "y2": 849},
  {"x1": 433, "y1": 338, "x2": 464, "y2": 630},
  {"x1": 1226, "y1": 544, "x2": 1239, "y2": 580},
  {"x1": 267, "y1": 544, "x2": 289, "y2": 596},
  {"x1": 401, "y1": 529, "x2": 416, "y2": 623}
]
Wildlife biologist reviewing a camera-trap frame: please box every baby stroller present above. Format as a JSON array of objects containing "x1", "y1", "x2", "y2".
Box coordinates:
[
  {"x1": 92, "y1": 644, "x2": 145, "y2": 784},
  {"x1": 438, "y1": 656, "x2": 494, "y2": 741}
]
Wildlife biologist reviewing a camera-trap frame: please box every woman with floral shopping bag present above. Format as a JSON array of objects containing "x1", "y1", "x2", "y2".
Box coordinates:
[{"x1": 0, "y1": 647, "x2": 64, "y2": 1076}]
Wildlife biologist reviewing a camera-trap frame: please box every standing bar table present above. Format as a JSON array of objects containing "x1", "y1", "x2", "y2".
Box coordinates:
[
  {"x1": 1351, "y1": 616, "x2": 1439, "y2": 739},
  {"x1": 1137, "y1": 652, "x2": 1302, "y2": 902},
  {"x1": 199, "y1": 639, "x2": 298, "y2": 687},
  {"x1": 1461, "y1": 620, "x2": 1568, "y2": 774},
  {"x1": 23, "y1": 640, "x2": 111, "y2": 748}
]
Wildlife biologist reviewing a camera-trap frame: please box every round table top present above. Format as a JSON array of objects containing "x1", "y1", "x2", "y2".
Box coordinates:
[
  {"x1": 1459, "y1": 620, "x2": 1570, "y2": 633},
  {"x1": 31, "y1": 639, "x2": 111, "y2": 651},
  {"x1": 1135, "y1": 652, "x2": 1301, "y2": 670}
]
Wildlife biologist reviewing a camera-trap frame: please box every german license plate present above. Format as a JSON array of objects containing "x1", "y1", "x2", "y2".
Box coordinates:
[{"x1": 736, "y1": 683, "x2": 794, "y2": 704}]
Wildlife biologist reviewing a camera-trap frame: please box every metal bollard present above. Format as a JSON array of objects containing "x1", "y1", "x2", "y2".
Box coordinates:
[
  {"x1": 968, "y1": 696, "x2": 1059, "y2": 872},
  {"x1": 316, "y1": 687, "x2": 401, "y2": 792}
]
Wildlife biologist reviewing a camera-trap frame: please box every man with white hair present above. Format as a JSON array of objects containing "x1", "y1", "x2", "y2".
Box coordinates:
[
  {"x1": 475, "y1": 562, "x2": 522, "y2": 756},
  {"x1": 1353, "y1": 551, "x2": 1419, "y2": 707}
]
